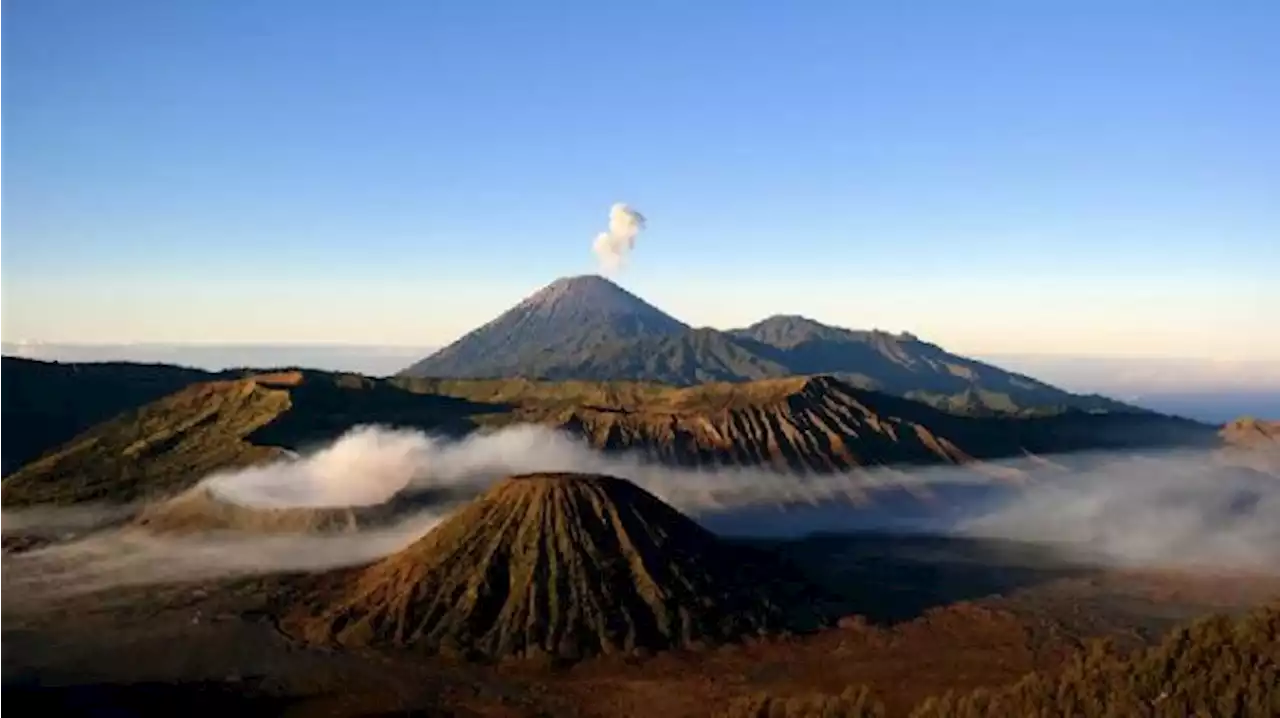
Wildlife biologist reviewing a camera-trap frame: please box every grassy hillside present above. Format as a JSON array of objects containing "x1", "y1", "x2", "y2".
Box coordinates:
[
  {"x1": 711, "y1": 601, "x2": 1280, "y2": 717},
  {"x1": 908, "y1": 601, "x2": 1280, "y2": 716}
]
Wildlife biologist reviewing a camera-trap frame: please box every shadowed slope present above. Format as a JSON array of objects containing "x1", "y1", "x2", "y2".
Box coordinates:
[
  {"x1": 0, "y1": 371, "x2": 499, "y2": 507},
  {"x1": 282, "y1": 473, "x2": 828, "y2": 659},
  {"x1": 1, "y1": 377, "x2": 291, "y2": 506},
  {"x1": 0, "y1": 357, "x2": 215, "y2": 475}
]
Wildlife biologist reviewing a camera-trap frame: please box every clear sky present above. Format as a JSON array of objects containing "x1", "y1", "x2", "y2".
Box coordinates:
[{"x1": 3, "y1": 0, "x2": 1277, "y2": 360}]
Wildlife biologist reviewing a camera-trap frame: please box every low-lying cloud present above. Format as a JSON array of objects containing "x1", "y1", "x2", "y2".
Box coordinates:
[
  {"x1": 203, "y1": 425, "x2": 441, "y2": 508},
  {"x1": 1, "y1": 510, "x2": 448, "y2": 607},
  {"x1": 202, "y1": 423, "x2": 936, "y2": 513},
  {"x1": 4, "y1": 425, "x2": 1279, "y2": 607},
  {"x1": 0, "y1": 503, "x2": 138, "y2": 536},
  {"x1": 960, "y1": 453, "x2": 1280, "y2": 572}
]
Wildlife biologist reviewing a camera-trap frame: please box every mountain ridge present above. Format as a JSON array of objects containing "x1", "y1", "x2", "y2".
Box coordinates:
[
  {"x1": 1, "y1": 368, "x2": 1213, "y2": 508},
  {"x1": 399, "y1": 275, "x2": 1137, "y2": 416}
]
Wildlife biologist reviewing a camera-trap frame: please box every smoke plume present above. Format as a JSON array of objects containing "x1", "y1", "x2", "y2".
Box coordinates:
[{"x1": 591, "y1": 202, "x2": 646, "y2": 273}]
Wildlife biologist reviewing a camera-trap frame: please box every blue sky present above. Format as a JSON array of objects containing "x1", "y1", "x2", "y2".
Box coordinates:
[{"x1": 3, "y1": 0, "x2": 1277, "y2": 359}]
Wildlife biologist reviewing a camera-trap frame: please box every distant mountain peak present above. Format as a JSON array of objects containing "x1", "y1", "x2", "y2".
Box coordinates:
[
  {"x1": 751, "y1": 313, "x2": 824, "y2": 326},
  {"x1": 734, "y1": 314, "x2": 863, "y2": 348},
  {"x1": 524, "y1": 274, "x2": 616, "y2": 300},
  {"x1": 536, "y1": 273, "x2": 615, "y2": 290},
  {"x1": 398, "y1": 275, "x2": 688, "y2": 379},
  {"x1": 514, "y1": 274, "x2": 671, "y2": 320},
  {"x1": 737, "y1": 315, "x2": 921, "y2": 348}
]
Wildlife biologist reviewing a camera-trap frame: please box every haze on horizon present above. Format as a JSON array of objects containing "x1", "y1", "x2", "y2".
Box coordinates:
[{"x1": 2, "y1": 1, "x2": 1276, "y2": 363}]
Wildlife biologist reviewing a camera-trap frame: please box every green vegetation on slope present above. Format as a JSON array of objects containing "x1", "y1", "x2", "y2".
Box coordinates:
[
  {"x1": 713, "y1": 602, "x2": 1280, "y2": 718},
  {"x1": 908, "y1": 602, "x2": 1280, "y2": 717},
  {"x1": 715, "y1": 686, "x2": 886, "y2": 718}
]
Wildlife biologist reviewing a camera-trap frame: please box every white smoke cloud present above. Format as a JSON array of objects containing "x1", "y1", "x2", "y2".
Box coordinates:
[
  {"x1": 5, "y1": 426, "x2": 1279, "y2": 608},
  {"x1": 200, "y1": 423, "x2": 932, "y2": 513},
  {"x1": 173, "y1": 425, "x2": 1280, "y2": 574},
  {"x1": 591, "y1": 202, "x2": 646, "y2": 273},
  {"x1": 202, "y1": 426, "x2": 437, "y2": 508},
  {"x1": 959, "y1": 453, "x2": 1280, "y2": 572},
  {"x1": 0, "y1": 503, "x2": 138, "y2": 536},
  {"x1": 1, "y1": 511, "x2": 446, "y2": 607}
]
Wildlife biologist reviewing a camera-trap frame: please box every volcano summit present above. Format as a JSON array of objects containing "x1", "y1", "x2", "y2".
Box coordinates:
[
  {"x1": 281, "y1": 472, "x2": 827, "y2": 660},
  {"x1": 399, "y1": 275, "x2": 690, "y2": 380}
]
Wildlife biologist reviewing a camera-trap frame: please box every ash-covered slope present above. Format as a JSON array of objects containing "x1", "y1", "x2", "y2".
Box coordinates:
[
  {"x1": 282, "y1": 472, "x2": 827, "y2": 659},
  {"x1": 401, "y1": 275, "x2": 691, "y2": 379},
  {"x1": 520, "y1": 327, "x2": 791, "y2": 384}
]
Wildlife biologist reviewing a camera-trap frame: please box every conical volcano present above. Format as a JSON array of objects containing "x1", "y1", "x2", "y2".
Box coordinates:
[
  {"x1": 282, "y1": 472, "x2": 826, "y2": 660},
  {"x1": 399, "y1": 275, "x2": 690, "y2": 379}
]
